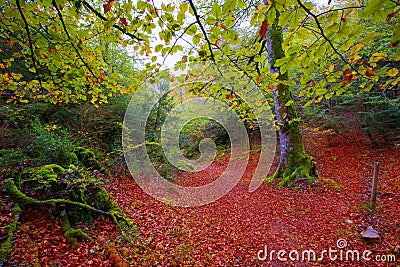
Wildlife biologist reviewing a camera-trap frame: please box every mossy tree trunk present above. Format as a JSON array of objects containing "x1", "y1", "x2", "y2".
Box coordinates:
[{"x1": 266, "y1": 6, "x2": 317, "y2": 186}]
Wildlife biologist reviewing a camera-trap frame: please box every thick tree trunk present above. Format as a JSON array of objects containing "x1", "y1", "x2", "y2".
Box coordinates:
[{"x1": 265, "y1": 13, "x2": 317, "y2": 186}]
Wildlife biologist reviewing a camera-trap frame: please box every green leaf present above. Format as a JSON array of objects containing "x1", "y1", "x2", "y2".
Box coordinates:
[
  {"x1": 161, "y1": 3, "x2": 175, "y2": 12},
  {"x1": 222, "y1": 0, "x2": 237, "y2": 14},
  {"x1": 285, "y1": 100, "x2": 294, "y2": 106},
  {"x1": 279, "y1": 9, "x2": 293, "y2": 27},
  {"x1": 186, "y1": 24, "x2": 197, "y2": 36},
  {"x1": 315, "y1": 88, "x2": 328, "y2": 95},
  {"x1": 137, "y1": 0, "x2": 147, "y2": 10},
  {"x1": 212, "y1": 1, "x2": 221, "y2": 18},
  {"x1": 267, "y1": 8, "x2": 276, "y2": 26},
  {"x1": 193, "y1": 34, "x2": 201, "y2": 45}
]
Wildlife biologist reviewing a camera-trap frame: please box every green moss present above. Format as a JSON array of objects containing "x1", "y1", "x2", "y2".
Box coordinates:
[
  {"x1": 0, "y1": 204, "x2": 21, "y2": 263},
  {"x1": 75, "y1": 147, "x2": 110, "y2": 175},
  {"x1": 93, "y1": 188, "x2": 129, "y2": 226},
  {"x1": 4, "y1": 179, "x2": 36, "y2": 205},
  {"x1": 94, "y1": 188, "x2": 119, "y2": 211},
  {"x1": 5, "y1": 179, "x2": 130, "y2": 247},
  {"x1": 60, "y1": 210, "x2": 92, "y2": 248},
  {"x1": 68, "y1": 188, "x2": 95, "y2": 224},
  {"x1": 21, "y1": 164, "x2": 65, "y2": 192}
]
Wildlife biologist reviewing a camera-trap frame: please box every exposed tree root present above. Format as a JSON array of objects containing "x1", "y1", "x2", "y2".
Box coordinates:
[
  {"x1": 4, "y1": 179, "x2": 128, "y2": 225},
  {"x1": 266, "y1": 154, "x2": 318, "y2": 187},
  {"x1": 0, "y1": 204, "x2": 21, "y2": 263},
  {"x1": 60, "y1": 209, "x2": 92, "y2": 248},
  {"x1": 4, "y1": 179, "x2": 130, "y2": 248}
]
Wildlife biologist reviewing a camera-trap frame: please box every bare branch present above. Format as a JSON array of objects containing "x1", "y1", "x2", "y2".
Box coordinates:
[
  {"x1": 162, "y1": 22, "x2": 197, "y2": 66},
  {"x1": 316, "y1": 6, "x2": 365, "y2": 17}
]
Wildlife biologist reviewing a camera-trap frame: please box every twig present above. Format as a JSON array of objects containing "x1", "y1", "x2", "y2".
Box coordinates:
[
  {"x1": 316, "y1": 6, "x2": 365, "y2": 17},
  {"x1": 188, "y1": 0, "x2": 215, "y2": 62},
  {"x1": 81, "y1": 1, "x2": 143, "y2": 42},
  {"x1": 15, "y1": 0, "x2": 43, "y2": 88},
  {"x1": 296, "y1": 0, "x2": 358, "y2": 73},
  {"x1": 52, "y1": 0, "x2": 98, "y2": 83}
]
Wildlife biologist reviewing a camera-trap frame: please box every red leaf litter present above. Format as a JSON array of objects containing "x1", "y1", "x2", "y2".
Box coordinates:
[{"x1": 3, "y1": 127, "x2": 400, "y2": 266}]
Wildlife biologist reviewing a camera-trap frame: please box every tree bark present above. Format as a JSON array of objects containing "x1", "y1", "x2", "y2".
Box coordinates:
[{"x1": 265, "y1": 9, "x2": 317, "y2": 186}]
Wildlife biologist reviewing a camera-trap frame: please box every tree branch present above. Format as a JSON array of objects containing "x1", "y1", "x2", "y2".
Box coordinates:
[
  {"x1": 52, "y1": 0, "x2": 98, "y2": 83},
  {"x1": 81, "y1": 1, "x2": 143, "y2": 42},
  {"x1": 297, "y1": 0, "x2": 358, "y2": 73},
  {"x1": 15, "y1": 0, "x2": 43, "y2": 88},
  {"x1": 162, "y1": 22, "x2": 197, "y2": 66},
  {"x1": 188, "y1": 0, "x2": 215, "y2": 62},
  {"x1": 316, "y1": 6, "x2": 365, "y2": 17}
]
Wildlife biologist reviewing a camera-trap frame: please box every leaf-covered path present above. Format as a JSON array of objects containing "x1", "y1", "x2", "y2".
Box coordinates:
[{"x1": 7, "y1": 129, "x2": 400, "y2": 266}]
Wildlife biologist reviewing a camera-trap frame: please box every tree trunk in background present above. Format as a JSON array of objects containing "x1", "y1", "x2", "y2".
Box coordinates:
[{"x1": 266, "y1": 10, "x2": 317, "y2": 186}]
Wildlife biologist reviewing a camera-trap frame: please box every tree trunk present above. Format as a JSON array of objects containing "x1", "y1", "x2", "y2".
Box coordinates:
[{"x1": 266, "y1": 11, "x2": 317, "y2": 186}]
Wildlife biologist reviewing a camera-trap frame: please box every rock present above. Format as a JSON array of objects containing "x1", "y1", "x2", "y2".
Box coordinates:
[{"x1": 361, "y1": 226, "x2": 380, "y2": 241}]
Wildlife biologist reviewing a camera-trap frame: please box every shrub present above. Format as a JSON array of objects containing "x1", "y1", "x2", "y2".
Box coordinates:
[
  {"x1": 359, "y1": 94, "x2": 400, "y2": 145},
  {"x1": 0, "y1": 148, "x2": 28, "y2": 179},
  {"x1": 27, "y1": 118, "x2": 78, "y2": 167}
]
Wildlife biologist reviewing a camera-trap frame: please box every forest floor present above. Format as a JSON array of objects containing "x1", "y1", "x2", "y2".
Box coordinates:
[{"x1": 4, "y1": 125, "x2": 400, "y2": 266}]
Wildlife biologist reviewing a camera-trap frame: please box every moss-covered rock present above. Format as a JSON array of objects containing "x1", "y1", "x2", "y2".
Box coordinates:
[
  {"x1": 94, "y1": 188, "x2": 119, "y2": 211},
  {"x1": 75, "y1": 147, "x2": 110, "y2": 175},
  {"x1": 20, "y1": 164, "x2": 65, "y2": 192},
  {"x1": 4, "y1": 176, "x2": 130, "y2": 248}
]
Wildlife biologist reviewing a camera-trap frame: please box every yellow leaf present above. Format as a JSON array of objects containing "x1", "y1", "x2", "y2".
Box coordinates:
[
  {"x1": 87, "y1": 55, "x2": 94, "y2": 63},
  {"x1": 370, "y1": 52, "x2": 387, "y2": 62},
  {"x1": 387, "y1": 68, "x2": 399, "y2": 77},
  {"x1": 350, "y1": 43, "x2": 364, "y2": 55},
  {"x1": 328, "y1": 64, "x2": 334, "y2": 72},
  {"x1": 391, "y1": 76, "x2": 400, "y2": 86}
]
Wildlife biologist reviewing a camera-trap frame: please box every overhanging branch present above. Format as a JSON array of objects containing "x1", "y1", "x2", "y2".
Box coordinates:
[
  {"x1": 81, "y1": 1, "x2": 143, "y2": 42},
  {"x1": 188, "y1": 0, "x2": 216, "y2": 62},
  {"x1": 297, "y1": 0, "x2": 358, "y2": 72}
]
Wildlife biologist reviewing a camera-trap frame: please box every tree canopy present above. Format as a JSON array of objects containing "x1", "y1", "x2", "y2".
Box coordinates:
[{"x1": 1, "y1": 0, "x2": 399, "y2": 107}]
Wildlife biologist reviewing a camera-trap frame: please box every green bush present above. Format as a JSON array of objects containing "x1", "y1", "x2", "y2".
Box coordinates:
[
  {"x1": 27, "y1": 118, "x2": 78, "y2": 167},
  {"x1": 0, "y1": 148, "x2": 27, "y2": 179},
  {"x1": 359, "y1": 94, "x2": 400, "y2": 145}
]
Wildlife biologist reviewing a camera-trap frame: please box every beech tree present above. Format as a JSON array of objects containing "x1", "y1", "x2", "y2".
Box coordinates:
[{"x1": 1, "y1": 0, "x2": 399, "y2": 184}]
